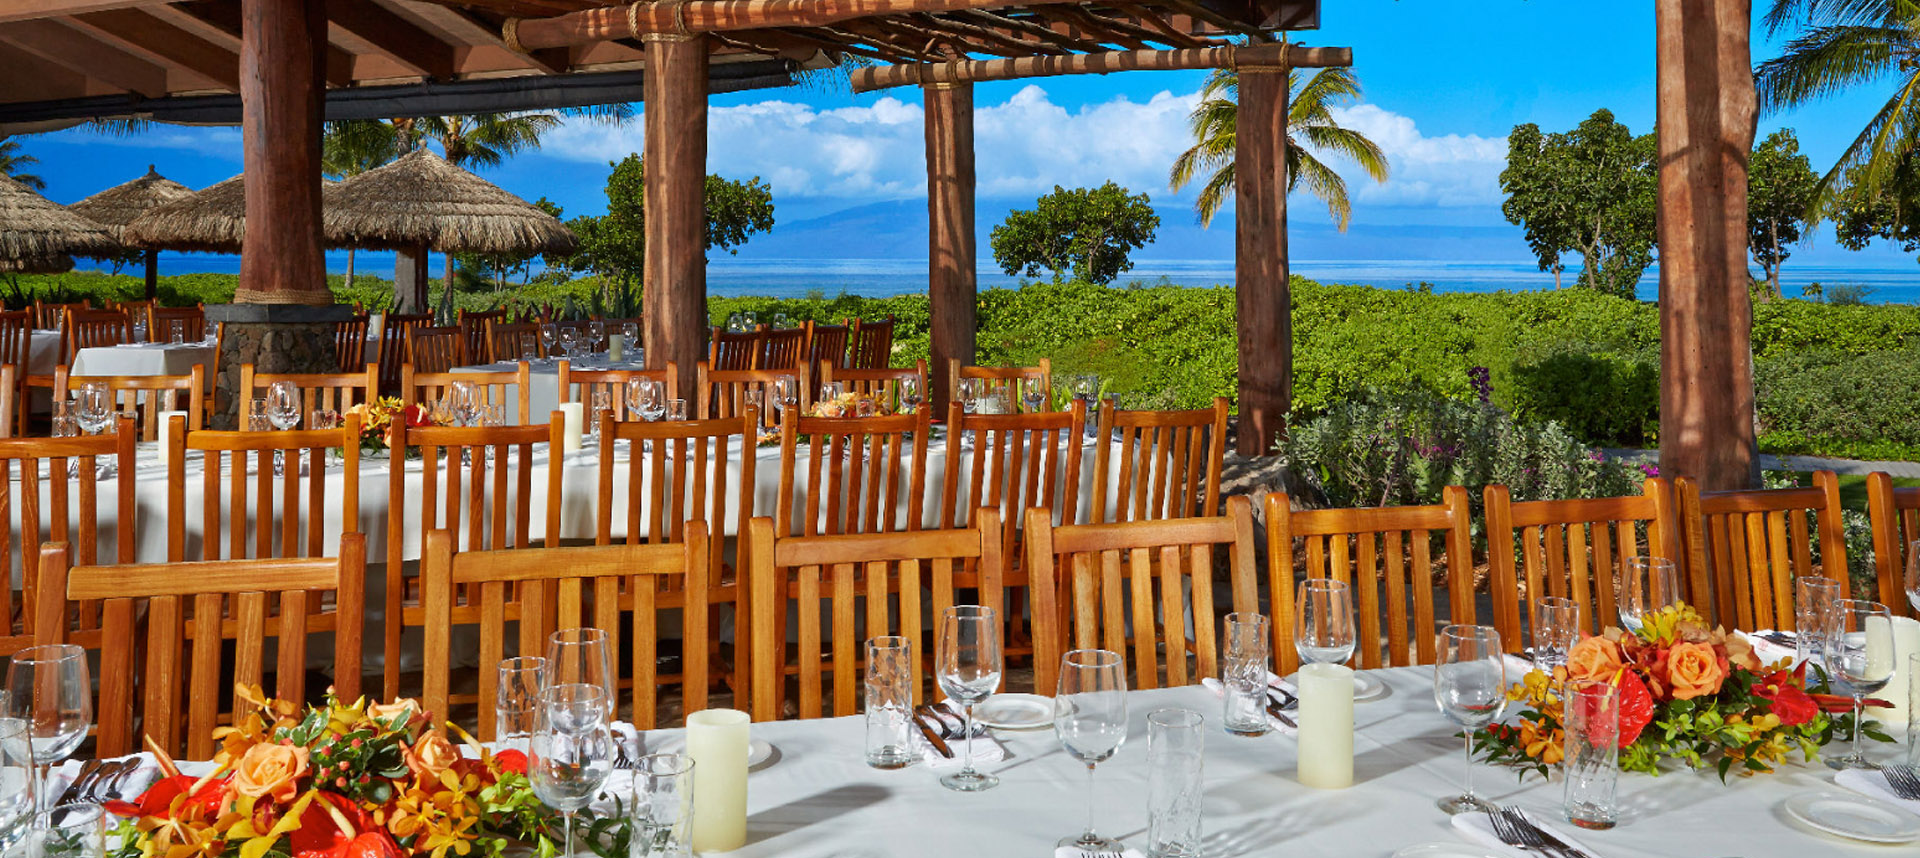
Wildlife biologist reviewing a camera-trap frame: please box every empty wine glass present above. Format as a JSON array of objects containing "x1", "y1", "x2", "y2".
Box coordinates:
[
  {"x1": 6, "y1": 645, "x2": 91, "y2": 816},
  {"x1": 1823, "y1": 599, "x2": 1896, "y2": 770},
  {"x1": 530, "y1": 683, "x2": 613, "y2": 858},
  {"x1": 546, "y1": 628, "x2": 616, "y2": 713},
  {"x1": 1020, "y1": 375, "x2": 1047, "y2": 413},
  {"x1": 1619, "y1": 557, "x2": 1679, "y2": 633},
  {"x1": 266, "y1": 381, "x2": 301, "y2": 431},
  {"x1": 588, "y1": 322, "x2": 608, "y2": 356},
  {"x1": 621, "y1": 322, "x2": 640, "y2": 350},
  {"x1": 771, "y1": 377, "x2": 797, "y2": 421},
  {"x1": 73, "y1": 384, "x2": 111, "y2": 436},
  {"x1": 898, "y1": 376, "x2": 923, "y2": 414},
  {"x1": 1433, "y1": 625, "x2": 1505, "y2": 815},
  {"x1": 629, "y1": 379, "x2": 666, "y2": 422},
  {"x1": 539, "y1": 325, "x2": 559, "y2": 364},
  {"x1": 558, "y1": 327, "x2": 580, "y2": 359},
  {"x1": 1295, "y1": 579, "x2": 1356, "y2": 666},
  {"x1": 958, "y1": 378, "x2": 981, "y2": 414},
  {"x1": 936, "y1": 605, "x2": 1003, "y2": 792},
  {"x1": 820, "y1": 381, "x2": 845, "y2": 403},
  {"x1": 1054, "y1": 649, "x2": 1128, "y2": 852}
]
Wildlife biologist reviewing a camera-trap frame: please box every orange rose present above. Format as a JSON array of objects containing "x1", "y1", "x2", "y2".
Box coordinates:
[
  {"x1": 1665, "y1": 641, "x2": 1726, "y2": 700},
  {"x1": 367, "y1": 699, "x2": 420, "y2": 727},
  {"x1": 405, "y1": 731, "x2": 460, "y2": 782},
  {"x1": 1565, "y1": 636, "x2": 1625, "y2": 684},
  {"x1": 231, "y1": 742, "x2": 309, "y2": 804}
]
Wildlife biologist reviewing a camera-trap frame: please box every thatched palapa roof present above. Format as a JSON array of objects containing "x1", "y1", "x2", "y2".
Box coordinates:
[
  {"x1": 0, "y1": 173, "x2": 119, "y2": 262},
  {"x1": 68, "y1": 165, "x2": 193, "y2": 244},
  {"x1": 121, "y1": 174, "x2": 246, "y2": 253},
  {"x1": 325, "y1": 147, "x2": 577, "y2": 255},
  {"x1": 0, "y1": 255, "x2": 74, "y2": 274}
]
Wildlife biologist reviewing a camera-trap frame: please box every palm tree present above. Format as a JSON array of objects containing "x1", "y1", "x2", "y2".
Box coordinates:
[
  {"x1": 322, "y1": 119, "x2": 404, "y2": 290},
  {"x1": 1756, "y1": 0, "x2": 1920, "y2": 209},
  {"x1": 0, "y1": 138, "x2": 44, "y2": 191},
  {"x1": 1169, "y1": 65, "x2": 1390, "y2": 229}
]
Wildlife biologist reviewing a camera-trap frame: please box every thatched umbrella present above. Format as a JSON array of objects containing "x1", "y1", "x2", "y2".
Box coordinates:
[
  {"x1": 0, "y1": 173, "x2": 119, "y2": 276},
  {"x1": 69, "y1": 165, "x2": 193, "y2": 298},
  {"x1": 324, "y1": 147, "x2": 577, "y2": 312},
  {"x1": 122, "y1": 174, "x2": 246, "y2": 255}
]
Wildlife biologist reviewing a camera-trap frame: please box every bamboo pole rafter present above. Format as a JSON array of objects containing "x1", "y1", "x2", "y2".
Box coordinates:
[
  {"x1": 850, "y1": 41, "x2": 1349, "y2": 92},
  {"x1": 950, "y1": 9, "x2": 1107, "y2": 53},
  {"x1": 508, "y1": 0, "x2": 1095, "y2": 48}
]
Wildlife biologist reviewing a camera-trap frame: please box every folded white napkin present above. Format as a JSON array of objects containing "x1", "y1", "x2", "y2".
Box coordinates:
[
  {"x1": 1743, "y1": 630, "x2": 1800, "y2": 666},
  {"x1": 47, "y1": 753, "x2": 164, "y2": 804},
  {"x1": 913, "y1": 702, "x2": 1006, "y2": 769},
  {"x1": 1450, "y1": 810, "x2": 1599, "y2": 858},
  {"x1": 1835, "y1": 768, "x2": 1920, "y2": 817},
  {"x1": 1199, "y1": 676, "x2": 1298, "y2": 735},
  {"x1": 1053, "y1": 847, "x2": 1145, "y2": 858}
]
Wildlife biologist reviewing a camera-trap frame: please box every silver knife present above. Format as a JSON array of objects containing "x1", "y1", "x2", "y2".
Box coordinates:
[{"x1": 1515, "y1": 809, "x2": 1592, "y2": 858}]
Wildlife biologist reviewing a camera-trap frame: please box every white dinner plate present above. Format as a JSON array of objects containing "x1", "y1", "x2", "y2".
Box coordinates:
[
  {"x1": 1353, "y1": 672, "x2": 1389, "y2": 702},
  {"x1": 1390, "y1": 843, "x2": 1504, "y2": 858},
  {"x1": 655, "y1": 738, "x2": 776, "y2": 770},
  {"x1": 1782, "y1": 790, "x2": 1920, "y2": 843},
  {"x1": 974, "y1": 693, "x2": 1054, "y2": 730}
]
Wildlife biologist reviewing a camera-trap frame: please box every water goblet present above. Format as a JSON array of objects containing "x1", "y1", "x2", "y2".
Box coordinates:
[
  {"x1": 1433, "y1": 625, "x2": 1505, "y2": 814},
  {"x1": 1020, "y1": 375, "x2": 1047, "y2": 413},
  {"x1": 936, "y1": 605, "x2": 1003, "y2": 792},
  {"x1": 629, "y1": 379, "x2": 666, "y2": 422},
  {"x1": 266, "y1": 381, "x2": 302, "y2": 431},
  {"x1": 1532, "y1": 596, "x2": 1581, "y2": 673},
  {"x1": 1619, "y1": 557, "x2": 1679, "y2": 633},
  {"x1": 5, "y1": 645, "x2": 91, "y2": 816},
  {"x1": 820, "y1": 381, "x2": 845, "y2": 403},
  {"x1": 1055, "y1": 648, "x2": 1128, "y2": 851},
  {"x1": 1295, "y1": 579, "x2": 1356, "y2": 666},
  {"x1": 898, "y1": 376, "x2": 923, "y2": 414},
  {"x1": 1822, "y1": 599, "x2": 1896, "y2": 770},
  {"x1": 546, "y1": 627, "x2": 616, "y2": 708},
  {"x1": 530, "y1": 683, "x2": 614, "y2": 858},
  {"x1": 73, "y1": 384, "x2": 112, "y2": 436}
]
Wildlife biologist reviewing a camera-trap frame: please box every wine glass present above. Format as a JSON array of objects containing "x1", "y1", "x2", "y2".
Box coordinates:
[
  {"x1": 1295, "y1": 579, "x2": 1356, "y2": 666},
  {"x1": 6, "y1": 645, "x2": 91, "y2": 816},
  {"x1": 73, "y1": 384, "x2": 112, "y2": 436},
  {"x1": 820, "y1": 381, "x2": 845, "y2": 404},
  {"x1": 1905, "y1": 540, "x2": 1919, "y2": 614},
  {"x1": 1020, "y1": 376, "x2": 1047, "y2": 413},
  {"x1": 530, "y1": 683, "x2": 614, "y2": 858},
  {"x1": 771, "y1": 377, "x2": 797, "y2": 421},
  {"x1": 957, "y1": 378, "x2": 981, "y2": 414},
  {"x1": 898, "y1": 376, "x2": 923, "y2": 414},
  {"x1": 0, "y1": 715, "x2": 33, "y2": 844},
  {"x1": 629, "y1": 379, "x2": 666, "y2": 423},
  {"x1": 1433, "y1": 625, "x2": 1505, "y2": 814},
  {"x1": 546, "y1": 628, "x2": 616, "y2": 713},
  {"x1": 447, "y1": 381, "x2": 481, "y2": 428},
  {"x1": 621, "y1": 322, "x2": 640, "y2": 355},
  {"x1": 1619, "y1": 557, "x2": 1679, "y2": 633},
  {"x1": 588, "y1": 322, "x2": 608, "y2": 356},
  {"x1": 539, "y1": 325, "x2": 558, "y2": 364},
  {"x1": 558, "y1": 327, "x2": 580, "y2": 360},
  {"x1": 1054, "y1": 649, "x2": 1128, "y2": 851},
  {"x1": 935, "y1": 605, "x2": 1003, "y2": 792},
  {"x1": 266, "y1": 381, "x2": 301, "y2": 431},
  {"x1": 1822, "y1": 599, "x2": 1896, "y2": 770}
]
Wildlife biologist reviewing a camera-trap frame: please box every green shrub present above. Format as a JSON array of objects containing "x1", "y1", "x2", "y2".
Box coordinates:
[
  {"x1": 1755, "y1": 346, "x2": 1920, "y2": 452},
  {"x1": 1507, "y1": 345, "x2": 1659, "y2": 446}
]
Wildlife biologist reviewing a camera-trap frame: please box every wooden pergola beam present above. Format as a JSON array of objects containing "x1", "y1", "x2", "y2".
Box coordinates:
[
  {"x1": 411, "y1": 3, "x2": 572, "y2": 74},
  {"x1": 0, "y1": 0, "x2": 151, "y2": 25},
  {"x1": 1031, "y1": 6, "x2": 1150, "y2": 50},
  {"x1": 851, "y1": 41, "x2": 1348, "y2": 92},
  {"x1": 1107, "y1": 3, "x2": 1211, "y2": 48},
  {"x1": 0, "y1": 19, "x2": 170, "y2": 96},
  {"x1": 325, "y1": 0, "x2": 458, "y2": 80},
  {"x1": 952, "y1": 9, "x2": 1104, "y2": 53},
  {"x1": 773, "y1": 25, "x2": 917, "y2": 62},
  {"x1": 65, "y1": 8, "x2": 243, "y2": 90},
  {"x1": 920, "y1": 11, "x2": 1068, "y2": 55},
  {"x1": 509, "y1": 0, "x2": 1098, "y2": 48}
]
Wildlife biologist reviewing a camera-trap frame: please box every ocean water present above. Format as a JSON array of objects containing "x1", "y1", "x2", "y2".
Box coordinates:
[{"x1": 135, "y1": 252, "x2": 1920, "y2": 304}]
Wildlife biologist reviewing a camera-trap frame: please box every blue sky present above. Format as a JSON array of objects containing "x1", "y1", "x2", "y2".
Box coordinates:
[{"x1": 10, "y1": 0, "x2": 1920, "y2": 269}]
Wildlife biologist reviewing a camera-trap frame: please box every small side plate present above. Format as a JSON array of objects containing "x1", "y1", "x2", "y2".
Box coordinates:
[
  {"x1": 1782, "y1": 790, "x2": 1920, "y2": 844},
  {"x1": 974, "y1": 693, "x2": 1055, "y2": 730},
  {"x1": 655, "y1": 738, "x2": 777, "y2": 770}
]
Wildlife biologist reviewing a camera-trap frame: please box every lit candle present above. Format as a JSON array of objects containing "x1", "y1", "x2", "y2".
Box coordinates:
[
  {"x1": 608, "y1": 333, "x2": 625, "y2": 363},
  {"x1": 1296, "y1": 663, "x2": 1354, "y2": 789},
  {"x1": 558, "y1": 402, "x2": 584, "y2": 453},
  {"x1": 686, "y1": 708, "x2": 750, "y2": 852},
  {"x1": 1865, "y1": 616, "x2": 1920, "y2": 726}
]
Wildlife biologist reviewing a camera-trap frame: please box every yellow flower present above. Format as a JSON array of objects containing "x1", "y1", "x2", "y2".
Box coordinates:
[{"x1": 1518, "y1": 719, "x2": 1564, "y2": 766}]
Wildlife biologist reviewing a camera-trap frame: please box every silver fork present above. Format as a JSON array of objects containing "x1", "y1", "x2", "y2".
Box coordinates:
[
  {"x1": 1487, "y1": 809, "x2": 1553, "y2": 856},
  {"x1": 1885, "y1": 764, "x2": 1920, "y2": 800},
  {"x1": 1502, "y1": 807, "x2": 1583, "y2": 858}
]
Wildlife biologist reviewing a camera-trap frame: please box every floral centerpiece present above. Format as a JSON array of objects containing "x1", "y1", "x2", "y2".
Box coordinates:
[
  {"x1": 1475, "y1": 604, "x2": 1884, "y2": 779},
  {"x1": 108, "y1": 687, "x2": 623, "y2": 858},
  {"x1": 342, "y1": 398, "x2": 438, "y2": 456},
  {"x1": 807, "y1": 393, "x2": 891, "y2": 419}
]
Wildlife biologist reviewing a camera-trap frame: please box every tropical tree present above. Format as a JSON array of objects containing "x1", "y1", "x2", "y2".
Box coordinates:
[
  {"x1": 990, "y1": 182, "x2": 1159, "y2": 284},
  {"x1": 1499, "y1": 109, "x2": 1658, "y2": 298},
  {"x1": 321, "y1": 119, "x2": 404, "y2": 290},
  {"x1": 1168, "y1": 66, "x2": 1389, "y2": 229},
  {"x1": 0, "y1": 138, "x2": 43, "y2": 191},
  {"x1": 1748, "y1": 128, "x2": 1819, "y2": 298}
]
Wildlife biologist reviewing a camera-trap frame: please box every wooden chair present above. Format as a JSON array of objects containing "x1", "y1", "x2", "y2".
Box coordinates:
[
  {"x1": 1263, "y1": 487, "x2": 1475, "y2": 674},
  {"x1": 165, "y1": 414, "x2": 362, "y2": 561},
  {"x1": 774, "y1": 409, "x2": 931, "y2": 537},
  {"x1": 1678, "y1": 471, "x2": 1850, "y2": 632},
  {"x1": 0, "y1": 311, "x2": 30, "y2": 437},
  {"x1": 421, "y1": 528, "x2": 712, "y2": 734},
  {"x1": 111, "y1": 299, "x2": 155, "y2": 318},
  {"x1": 1024, "y1": 496, "x2": 1259, "y2": 693},
  {"x1": 377, "y1": 313, "x2": 434, "y2": 392},
  {"x1": 1867, "y1": 471, "x2": 1920, "y2": 618},
  {"x1": 759, "y1": 327, "x2": 807, "y2": 370},
  {"x1": 1088, "y1": 397, "x2": 1229, "y2": 524},
  {"x1": 55, "y1": 366, "x2": 204, "y2": 442},
  {"x1": 486, "y1": 320, "x2": 542, "y2": 363},
  {"x1": 847, "y1": 316, "x2": 894, "y2": 369},
  {"x1": 747, "y1": 510, "x2": 1005, "y2": 721},
  {"x1": 0, "y1": 366, "x2": 13, "y2": 440},
  {"x1": 0, "y1": 418, "x2": 135, "y2": 650},
  {"x1": 65, "y1": 309, "x2": 131, "y2": 360},
  {"x1": 696, "y1": 363, "x2": 810, "y2": 430},
  {"x1": 821, "y1": 361, "x2": 926, "y2": 415},
  {"x1": 334, "y1": 314, "x2": 371, "y2": 374},
  {"x1": 559, "y1": 362, "x2": 679, "y2": 423},
  {"x1": 148, "y1": 306, "x2": 205, "y2": 343},
  {"x1": 32, "y1": 532, "x2": 365, "y2": 759},
  {"x1": 382, "y1": 417, "x2": 566, "y2": 699},
  {"x1": 950, "y1": 359, "x2": 1052, "y2": 413},
  {"x1": 1483, "y1": 479, "x2": 1679, "y2": 653},
  {"x1": 238, "y1": 364, "x2": 379, "y2": 429},
  {"x1": 804, "y1": 321, "x2": 849, "y2": 379},
  {"x1": 401, "y1": 363, "x2": 531, "y2": 425},
  {"x1": 709, "y1": 326, "x2": 761, "y2": 371},
  {"x1": 408, "y1": 325, "x2": 464, "y2": 373},
  {"x1": 457, "y1": 309, "x2": 506, "y2": 366},
  {"x1": 32, "y1": 299, "x2": 88, "y2": 329}
]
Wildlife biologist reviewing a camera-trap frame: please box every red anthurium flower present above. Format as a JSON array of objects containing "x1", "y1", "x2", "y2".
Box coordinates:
[
  {"x1": 291, "y1": 793, "x2": 380, "y2": 858},
  {"x1": 1613, "y1": 670, "x2": 1655, "y2": 747},
  {"x1": 105, "y1": 774, "x2": 230, "y2": 819},
  {"x1": 1752, "y1": 669, "x2": 1819, "y2": 726},
  {"x1": 491, "y1": 749, "x2": 528, "y2": 775}
]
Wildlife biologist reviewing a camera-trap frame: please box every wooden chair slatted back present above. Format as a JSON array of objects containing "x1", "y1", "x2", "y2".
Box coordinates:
[
  {"x1": 847, "y1": 317, "x2": 894, "y2": 369},
  {"x1": 407, "y1": 326, "x2": 463, "y2": 374},
  {"x1": 33, "y1": 532, "x2": 365, "y2": 759},
  {"x1": 402, "y1": 364, "x2": 532, "y2": 425},
  {"x1": 382, "y1": 416, "x2": 566, "y2": 699},
  {"x1": 598, "y1": 410, "x2": 755, "y2": 591},
  {"x1": 948, "y1": 359, "x2": 1052, "y2": 412},
  {"x1": 0, "y1": 365, "x2": 14, "y2": 440},
  {"x1": 758, "y1": 328, "x2": 807, "y2": 370},
  {"x1": 696, "y1": 364, "x2": 810, "y2": 430},
  {"x1": 238, "y1": 365, "x2": 379, "y2": 429},
  {"x1": 1679, "y1": 471, "x2": 1850, "y2": 632},
  {"x1": 378, "y1": 314, "x2": 434, "y2": 392},
  {"x1": 1024, "y1": 496, "x2": 1259, "y2": 694},
  {"x1": 1263, "y1": 487, "x2": 1475, "y2": 674},
  {"x1": 558, "y1": 362, "x2": 680, "y2": 423},
  {"x1": 938, "y1": 399, "x2": 1086, "y2": 578},
  {"x1": 821, "y1": 361, "x2": 927, "y2": 415},
  {"x1": 0, "y1": 312, "x2": 27, "y2": 438},
  {"x1": 486, "y1": 321, "x2": 542, "y2": 363},
  {"x1": 166, "y1": 415, "x2": 362, "y2": 562},
  {"x1": 0, "y1": 419, "x2": 135, "y2": 650},
  {"x1": 66, "y1": 309, "x2": 130, "y2": 359},
  {"x1": 1483, "y1": 480, "x2": 1677, "y2": 652},
  {"x1": 1867, "y1": 471, "x2": 1920, "y2": 618},
  {"x1": 775, "y1": 410, "x2": 931, "y2": 537},
  {"x1": 747, "y1": 511, "x2": 1005, "y2": 721},
  {"x1": 57, "y1": 366, "x2": 204, "y2": 442},
  {"x1": 457, "y1": 310, "x2": 506, "y2": 365},
  {"x1": 804, "y1": 321, "x2": 849, "y2": 379},
  {"x1": 148, "y1": 307, "x2": 206, "y2": 342},
  {"x1": 421, "y1": 527, "x2": 711, "y2": 733},
  {"x1": 1089, "y1": 397, "x2": 1229, "y2": 524},
  {"x1": 33, "y1": 300, "x2": 88, "y2": 330},
  {"x1": 709, "y1": 327, "x2": 761, "y2": 371},
  {"x1": 334, "y1": 315, "x2": 370, "y2": 374}
]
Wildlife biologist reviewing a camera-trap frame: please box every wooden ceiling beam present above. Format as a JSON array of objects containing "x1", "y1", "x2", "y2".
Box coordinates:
[
  {"x1": 405, "y1": 3, "x2": 570, "y2": 74},
  {"x1": 1031, "y1": 6, "x2": 1148, "y2": 50},
  {"x1": 326, "y1": 0, "x2": 457, "y2": 79},
  {"x1": 65, "y1": 8, "x2": 241, "y2": 90},
  {"x1": 1158, "y1": 0, "x2": 1269, "y2": 40},
  {"x1": 953, "y1": 9, "x2": 1103, "y2": 53},
  {"x1": 851, "y1": 40, "x2": 1349, "y2": 92},
  {"x1": 510, "y1": 0, "x2": 1094, "y2": 49},
  {"x1": 918, "y1": 12, "x2": 1064, "y2": 56},
  {"x1": 0, "y1": 19, "x2": 170, "y2": 96},
  {"x1": 827, "y1": 21, "x2": 945, "y2": 61},
  {"x1": 1106, "y1": 3, "x2": 1212, "y2": 48},
  {"x1": 772, "y1": 25, "x2": 915, "y2": 63},
  {"x1": 0, "y1": 39, "x2": 96, "y2": 101},
  {"x1": 161, "y1": 1, "x2": 355, "y2": 86},
  {"x1": 867, "y1": 16, "x2": 1014, "y2": 57},
  {"x1": 0, "y1": 0, "x2": 153, "y2": 25}
]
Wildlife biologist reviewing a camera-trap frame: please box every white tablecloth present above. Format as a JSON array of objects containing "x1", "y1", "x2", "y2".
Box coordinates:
[
  {"x1": 71, "y1": 342, "x2": 216, "y2": 377},
  {"x1": 676, "y1": 668, "x2": 1904, "y2": 856}
]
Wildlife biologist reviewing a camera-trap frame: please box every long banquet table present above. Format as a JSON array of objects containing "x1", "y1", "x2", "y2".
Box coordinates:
[{"x1": 677, "y1": 667, "x2": 1903, "y2": 857}]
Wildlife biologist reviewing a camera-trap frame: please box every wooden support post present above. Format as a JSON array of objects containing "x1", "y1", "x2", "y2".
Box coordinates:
[
  {"x1": 1234, "y1": 66, "x2": 1288, "y2": 457},
  {"x1": 644, "y1": 34, "x2": 709, "y2": 402},
  {"x1": 394, "y1": 245, "x2": 430, "y2": 313},
  {"x1": 1656, "y1": 0, "x2": 1757, "y2": 490},
  {"x1": 142, "y1": 248, "x2": 157, "y2": 300},
  {"x1": 924, "y1": 81, "x2": 975, "y2": 413},
  {"x1": 235, "y1": 0, "x2": 328, "y2": 305}
]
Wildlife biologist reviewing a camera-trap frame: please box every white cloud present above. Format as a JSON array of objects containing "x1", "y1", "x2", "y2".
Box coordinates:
[
  {"x1": 1324, "y1": 104, "x2": 1507, "y2": 207},
  {"x1": 42, "y1": 125, "x2": 242, "y2": 159}
]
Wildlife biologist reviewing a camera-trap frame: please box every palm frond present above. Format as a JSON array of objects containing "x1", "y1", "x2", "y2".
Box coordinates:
[
  {"x1": 1298, "y1": 125, "x2": 1391, "y2": 182},
  {"x1": 1195, "y1": 163, "x2": 1234, "y2": 227},
  {"x1": 1289, "y1": 149, "x2": 1353, "y2": 230},
  {"x1": 1756, "y1": 24, "x2": 1904, "y2": 112}
]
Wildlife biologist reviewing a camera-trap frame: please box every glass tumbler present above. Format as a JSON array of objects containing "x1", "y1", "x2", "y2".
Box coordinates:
[
  {"x1": 1147, "y1": 709, "x2": 1205, "y2": 858},
  {"x1": 33, "y1": 801, "x2": 105, "y2": 858},
  {"x1": 864, "y1": 636, "x2": 915, "y2": 770},
  {"x1": 1562, "y1": 679, "x2": 1620, "y2": 830},
  {"x1": 1794, "y1": 575, "x2": 1839, "y2": 665},
  {"x1": 1532, "y1": 596, "x2": 1580, "y2": 673},
  {"x1": 495, "y1": 656, "x2": 546, "y2": 755},
  {"x1": 629, "y1": 753, "x2": 695, "y2": 858},
  {"x1": 1222, "y1": 612, "x2": 1271, "y2": 736}
]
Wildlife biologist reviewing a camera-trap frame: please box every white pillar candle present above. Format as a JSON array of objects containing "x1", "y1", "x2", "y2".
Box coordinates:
[
  {"x1": 558, "y1": 402, "x2": 584, "y2": 453},
  {"x1": 608, "y1": 333, "x2": 625, "y2": 363},
  {"x1": 1296, "y1": 663, "x2": 1354, "y2": 789},
  {"x1": 1866, "y1": 616, "x2": 1920, "y2": 726},
  {"x1": 686, "y1": 708, "x2": 750, "y2": 852}
]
